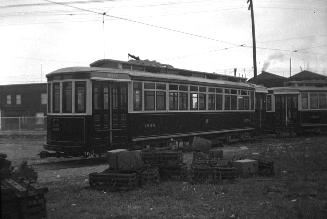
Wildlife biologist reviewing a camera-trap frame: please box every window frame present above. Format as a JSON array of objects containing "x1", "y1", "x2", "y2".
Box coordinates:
[
  {"x1": 266, "y1": 94, "x2": 274, "y2": 112},
  {"x1": 62, "y1": 81, "x2": 73, "y2": 113},
  {"x1": 52, "y1": 82, "x2": 61, "y2": 113},
  {"x1": 130, "y1": 81, "x2": 255, "y2": 113},
  {"x1": 300, "y1": 91, "x2": 327, "y2": 110},
  {"x1": 75, "y1": 81, "x2": 87, "y2": 113}
]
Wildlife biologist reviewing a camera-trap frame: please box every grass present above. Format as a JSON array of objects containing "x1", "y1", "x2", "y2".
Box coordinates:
[{"x1": 2, "y1": 135, "x2": 327, "y2": 218}]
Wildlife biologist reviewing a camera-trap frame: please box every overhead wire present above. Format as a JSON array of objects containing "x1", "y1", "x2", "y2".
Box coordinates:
[
  {"x1": 40, "y1": 0, "x2": 327, "y2": 57},
  {"x1": 42, "y1": 0, "x2": 243, "y2": 47}
]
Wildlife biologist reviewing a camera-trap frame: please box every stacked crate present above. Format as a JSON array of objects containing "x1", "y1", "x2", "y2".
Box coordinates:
[
  {"x1": 191, "y1": 149, "x2": 237, "y2": 184},
  {"x1": 191, "y1": 165, "x2": 237, "y2": 184},
  {"x1": 141, "y1": 150, "x2": 187, "y2": 181},
  {"x1": 89, "y1": 171, "x2": 138, "y2": 191},
  {"x1": 1, "y1": 178, "x2": 48, "y2": 219},
  {"x1": 138, "y1": 165, "x2": 160, "y2": 186},
  {"x1": 89, "y1": 149, "x2": 143, "y2": 191},
  {"x1": 232, "y1": 159, "x2": 258, "y2": 177},
  {"x1": 257, "y1": 159, "x2": 274, "y2": 176}
]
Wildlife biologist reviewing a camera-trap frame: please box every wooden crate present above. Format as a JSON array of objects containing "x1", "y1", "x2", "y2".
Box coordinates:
[
  {"x1": 141, "y1": 150, "x2": 183, "y2": 167},
  {"x1": 20, "y1": 194, "x2": 47, "y2": 219},
  {"x1": 138, "y1": 166, "x2": 160, "y2": 186},
  {"x1": 159, "y1": 164, "x2": 188, "y2": 181},
  {"x1": 1, "y1": 179, "x2": 48, "y2": 219},
  {"x1": 257, "y1": 159, "x2": 274, "y2": 176},
  {"x1": 191, "y1": 165, "x2": 237, "y2": 184},
  {"x1": 232, "y1": 159, "x2": 258, "y2": 177},
  {"x1": 191, "y1": 165, "x2": 213, "y2": 183},
  {"x1": 89, "y1": 171, "x2": 138, "y2": 191}
]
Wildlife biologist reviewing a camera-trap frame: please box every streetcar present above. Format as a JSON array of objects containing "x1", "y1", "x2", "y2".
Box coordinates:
[{"x1": 44, "y1": 59, "x2": 256, "y2": 156}]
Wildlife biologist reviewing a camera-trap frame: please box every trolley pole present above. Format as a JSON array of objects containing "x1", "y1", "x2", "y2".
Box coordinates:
[{"x1": 247, "y1": 0, "x2": 257, "y2": 78}]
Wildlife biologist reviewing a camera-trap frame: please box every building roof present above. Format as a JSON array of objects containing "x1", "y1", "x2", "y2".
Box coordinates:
[
  {"x1": 288, "y1": 70, "x2": 327, "y2": 81},
  {"x1": 247, "y1": 71, "x2": 286, "y2": 88},
  {"x1": 0, "y1": 82, "x2": 46, "y2": 88}
]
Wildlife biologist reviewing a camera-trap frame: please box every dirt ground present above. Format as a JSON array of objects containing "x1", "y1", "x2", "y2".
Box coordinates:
[
  {"x1": 1, "y1": 135, "x2": 327, "y2": 218},
  {"x1": 0, "y1": 135, "x2": 46, "y2": 166}
]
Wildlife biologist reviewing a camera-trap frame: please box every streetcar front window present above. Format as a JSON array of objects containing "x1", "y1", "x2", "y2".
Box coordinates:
[
  {"x1": 93, "y1": 84, "x2": 102, "y2": 110},
  {"x1": 133, "y1": 82, "x2": 142, "y2": 111},
  {"x1": 53, "y1": 83, "x2": 60, "y2": 113},
  {"x1": 75, "y1": 81, "x2": 86, "y2": 113},
  {"x1": 62, "y1": 82, "x2": 72, "y2": 113}
]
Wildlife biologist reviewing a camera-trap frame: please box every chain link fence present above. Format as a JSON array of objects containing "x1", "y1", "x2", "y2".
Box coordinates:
[{"x1": 0, "y1": 116, "x2": 47, "y2": 131}]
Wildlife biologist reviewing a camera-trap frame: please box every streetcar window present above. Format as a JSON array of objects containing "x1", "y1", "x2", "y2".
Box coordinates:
[
  {"x1": 75, "y1": 81, "x2": 86, "y2": 113},
  {"x1": 190, "y1": 93, "x2": 198, "y2": 110},
  {"x1": 156, "y1": 91, "x2": 166, "y2": 110},
  {"x1": 301, "y1": 92, "x2": 308, "y2": 109},
  {"x1": 238, "y1": 96, "x2": 244, "y2": 110},
  {"x1": 237, "y1": 90, "x2": 251, "y2": 111},
  {"x1": 156, "y1": 83, "x2": 166, "y2": 90},
  {"x1": 133, "y1": 82, "x2": 142, "y2": 111},
  {"x1": 169, "y1": 92, "x2": 178, "y2": 110},
  {"x1": 199, "y1": 87, "x2": 206, "y2": 92},
  {"x1": 47, "y1": 83, "x2": 51, "y2": 113},
  {"x1": 250, "y1": 91, "x2": 255, "y2": 110},
  {"x1": 112, "y1": 87, "x2": 118, "y2": 109},
  {"x1": 93, "y1": 84, "x2": 101, "y2": 110},
  {"x1": 144, "y1": 91, "x2": 155, "y2": 111},
  {"x1": 216, "y1": 88, "x2": 223, "y2": 93},
  {"x1": 190, "y1": 86, "x2": 198, "y2": 92},
  {"x1": 208, "y1": 87, "x2": 215, "y2": 93},
  {"x1": 179, "y1": 92, "x2": 188, "y2": 110},
  {"x1": 310, "y1": 93, "x2": 318, "y2": 109},
  {"x1": 208, "y1": 94, "x2": 215, "y2": 110},
  {"x1": 169, "y1": 84, "x2": 178, "y2": 90},
  {"x1": 244, "y1": 96, "x2": 250, "y2": 110},
  {"x1": 319, "y1": 93, "x2": 327, "y2": 109},
  {"x1": 216, "y1": 94, "x2": 223, "y2": 110},
  {"x1": 266, "y1": 95, "x2": 272, "y2": 112},
  {"x1": 120, "y1": 86, "x2": 128, "y2": 108},
  {"x1": 224, "y1": 95, "x2": 231, "y2": 110},
  {"x1": 199, "y1": 93, "x2": 206, "y2": 110},
  {"x1": 104, "y1": 86, "x2": 109, "y2": 110},
  {"x1": 231, "y1": 95, "x2": 237, "y2": 110},
  {"x1": 179, "y1": 85, "x2": 188, "y2": 91},
  {"x1": 144, "y1": 82, "x2": 155, "y2": 89},
  {"x1": 53, "y1": 83, "x2": 60, "y2": 113},
  {"x1": 62, "y1": 82, "x2": 72, "y2": 113}
]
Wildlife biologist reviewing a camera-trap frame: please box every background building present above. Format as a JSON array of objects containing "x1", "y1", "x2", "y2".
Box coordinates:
[{"x1": 0, "y1": 83, "x2": 47, "y2": 130}]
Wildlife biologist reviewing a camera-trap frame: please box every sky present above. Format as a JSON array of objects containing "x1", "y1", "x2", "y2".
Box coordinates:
[{"x1": 0, "y1": 0, "x2": 327, "y2": 84}]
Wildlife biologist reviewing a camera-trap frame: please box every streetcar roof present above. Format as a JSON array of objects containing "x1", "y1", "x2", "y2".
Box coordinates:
[{"x1": 47, "y1": 66, "x2": 254, "y2": 89}]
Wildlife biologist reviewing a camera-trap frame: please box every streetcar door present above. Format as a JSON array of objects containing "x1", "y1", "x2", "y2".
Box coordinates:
[
  {"x1": 110, "y1": 83, "x2": 128, "y2": 148},
  {"x1": 255, "y1": 93, "x2": 266, "y2": 130},
  {"x1": 92, "y1": 81, "x2": 110, "y2": 148},
  {"x1": 274, "y1": 94, "x2": 298, "y2": 128}
]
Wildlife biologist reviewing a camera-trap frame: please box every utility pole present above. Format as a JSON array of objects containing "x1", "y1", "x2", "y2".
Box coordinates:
[
  {"x1": 289, "y1": 58, "x2": 292, "y2": 77},
  {"x1": 247, "y1": 0, "x2": 257, "y2": 78}
]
